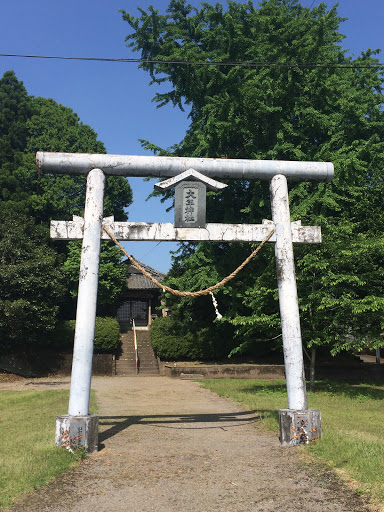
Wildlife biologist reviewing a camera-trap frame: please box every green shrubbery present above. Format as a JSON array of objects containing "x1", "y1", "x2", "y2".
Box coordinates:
[
  {"x1": 93, "y1": 317, "x2": 120, "y2": 353},
  {"x1": 52, "y1": 317, "x2": 120, "y2": 353},
  {"x1": 150, "y1": 316, "x2": 234, "y2": 361}
]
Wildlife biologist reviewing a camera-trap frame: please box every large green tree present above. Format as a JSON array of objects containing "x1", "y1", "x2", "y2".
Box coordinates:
[
  {"x1": 122, "y1": 0, "x2": 384, "y2": 376},
  {"x1": 0, "y1": 71, "x2": 133, "y2": 351},
  {"x1": 0, "y1": 204, "x2": 65, "y2": 351},
  {"x1": 0, "y1": 71, "x2": 31, "y2": 163},
  {"x1": 0, "y1": 72, "x2": 132, "y2": 223}
]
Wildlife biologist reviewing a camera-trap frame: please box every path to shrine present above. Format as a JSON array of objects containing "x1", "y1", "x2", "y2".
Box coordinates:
[{"x1": 6, "y1": 376, "x2": 375, "y2": 512}]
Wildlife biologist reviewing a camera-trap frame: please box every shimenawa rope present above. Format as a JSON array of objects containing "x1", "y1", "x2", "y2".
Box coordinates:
[{"x1": 103, "y1": 225, "x2": 275, "y2": 298}]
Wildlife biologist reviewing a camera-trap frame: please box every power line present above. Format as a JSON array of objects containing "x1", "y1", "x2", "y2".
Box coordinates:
[
  {"x1": 1, "y1": 53, "x2": 383, "y2": 70},
  {"x1": 136, "y1": 241, "x2": 162, "y2": 260}
]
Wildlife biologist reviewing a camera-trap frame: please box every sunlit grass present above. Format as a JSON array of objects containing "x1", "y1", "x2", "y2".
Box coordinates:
[
  {"x1": 0, "y1": 389, "x2": 97, "y2": 509},
  {"x1": 201, "y1": 379, "x2": 384, "y2": 506}
]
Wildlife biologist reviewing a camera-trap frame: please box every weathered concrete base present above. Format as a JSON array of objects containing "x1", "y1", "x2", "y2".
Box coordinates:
[
  {"x1": 55, "y1": 414, "x2": 99, "y2": 453},
  {"x1": 279, "y1": 409, "x2": 321, "y2": 446}
]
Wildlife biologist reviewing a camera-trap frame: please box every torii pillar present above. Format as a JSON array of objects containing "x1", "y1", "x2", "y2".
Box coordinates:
[
  {"x1": 270, "y1": 175, "x2": 322, "y2": 445},
  {"x1": 55, "y1": 168, "x2": 104, "y2": 452}
]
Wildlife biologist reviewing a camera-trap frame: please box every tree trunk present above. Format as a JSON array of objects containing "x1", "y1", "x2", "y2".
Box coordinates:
[{"x1": 309, "y1": 347, "x2": 316, "y2": 392}]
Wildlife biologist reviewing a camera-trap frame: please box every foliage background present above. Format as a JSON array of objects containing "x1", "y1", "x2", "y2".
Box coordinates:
[
  {"x1": 0, "y1": 70, "x2": 132, "y2": 353},
  {"x1": 124, "y1": 0, "x2": 384, "y2": 368},
  {"x1": 51, "y1": 317, "x2": 121, "y2": 353}
]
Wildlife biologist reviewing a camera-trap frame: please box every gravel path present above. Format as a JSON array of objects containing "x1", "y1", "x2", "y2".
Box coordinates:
[{"x1": 7, "y1": 376, "x2": 375, "y2": 512}]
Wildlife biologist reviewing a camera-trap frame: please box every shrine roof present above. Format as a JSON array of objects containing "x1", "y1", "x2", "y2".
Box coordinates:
[{"x1": 124, "y1": 260, "x2": 166, "y2": 290}]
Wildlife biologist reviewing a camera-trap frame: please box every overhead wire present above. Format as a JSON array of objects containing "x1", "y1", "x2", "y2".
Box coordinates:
[
  {"x1": 0, "y1": 53, "x2": 383, "y2": 70},
  {"x1": 135, "y1": 241, "x2": 162, "y2": 260}
]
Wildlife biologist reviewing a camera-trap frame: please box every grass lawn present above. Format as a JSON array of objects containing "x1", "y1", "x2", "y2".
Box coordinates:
[
  {"x1": 201, "y1": 379, "x2": 384, "y2": 506},
  {"x1": 0, "y1": 389, "x2": 97, "y2": 510}
]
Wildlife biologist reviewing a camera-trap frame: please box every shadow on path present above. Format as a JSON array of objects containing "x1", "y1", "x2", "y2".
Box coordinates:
[{"x1": 99, "y1": 410, "x2": 260, "y2": 443}]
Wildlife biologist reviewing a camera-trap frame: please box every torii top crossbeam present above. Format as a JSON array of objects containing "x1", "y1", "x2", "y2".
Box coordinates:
[{"x1": 36, "y1": 152, "x2": 334, "y2": 182}]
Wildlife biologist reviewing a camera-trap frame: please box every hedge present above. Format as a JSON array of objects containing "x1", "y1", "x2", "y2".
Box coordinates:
[
  {"x1": 52, "y1": 317, "x2": 120, "y2": 353},
  {"x1": 150, "y1": 316, "x2": 234, "y2": 361}
]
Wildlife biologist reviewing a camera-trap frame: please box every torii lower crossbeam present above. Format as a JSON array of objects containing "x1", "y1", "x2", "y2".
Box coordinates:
[{"x1": 51, "y1": 219, "x2": 321, "y2": 243}]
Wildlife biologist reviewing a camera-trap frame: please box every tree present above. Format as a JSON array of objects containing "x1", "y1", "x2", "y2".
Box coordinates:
[
  {"x1": 0, "y1": 71, "x2": 34, "y2": 214},
  {"x1": 122, "y1": 1, "x2": 384, "y2": 378},
  {"x1": 0, "y1": 205, "x2": 65, "y2": 351},
  {"x1": 0, "y1": 71, "x2": 133, "y2": 350},
  {"x1": 0, "y1": 71, "x2": 32, "y2": 167},
  {"x1": 0, "y1": 73, "x2": 133, "y2": 223},
  {"x1": 63, "y1": 241, "x2": 127, "y2": 314}
]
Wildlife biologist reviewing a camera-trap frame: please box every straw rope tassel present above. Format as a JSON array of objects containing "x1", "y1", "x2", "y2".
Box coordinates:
[{"x1": 210, "y1": 291, "x2": 223, "y2": 320}]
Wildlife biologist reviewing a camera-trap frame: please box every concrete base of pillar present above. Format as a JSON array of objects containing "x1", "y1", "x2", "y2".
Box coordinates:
[
  {"x1": 279, "y1": 409, "x2": 321, "y2": 446},
  {"x1": 55, "y1": 414, "x2": 99, "y2": 453}
]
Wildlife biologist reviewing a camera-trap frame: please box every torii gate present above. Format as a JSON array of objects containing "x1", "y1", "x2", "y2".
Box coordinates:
[{"x1": 37, "y1": 152, "x2": 333, "y2": 449}]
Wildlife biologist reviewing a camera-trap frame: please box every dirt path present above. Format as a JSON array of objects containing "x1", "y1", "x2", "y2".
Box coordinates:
[{"x1": 6, "y1": 376, "x2": 375, "y2": 512}]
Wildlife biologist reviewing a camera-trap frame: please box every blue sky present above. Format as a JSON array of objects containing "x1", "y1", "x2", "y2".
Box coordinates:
[{"x1": 1, "y1": 0, "x2": 383, "y2": 273}]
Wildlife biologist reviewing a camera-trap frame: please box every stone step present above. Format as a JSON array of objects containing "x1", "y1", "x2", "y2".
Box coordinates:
[
  {"x1": 120, "y1": 342, "x2": 154, "y2": 348},
  {"x1": 115, "y1": 367, "x2": 159, "y2": 374},
  {"x1": 120, "y1": 345, "x2": 155, "y2": 352},
  {"x1": 119, "y1": 349, "x2": 157, "y2": 355},
  {"x1": 116, "y1": 366, "x2": 159, "y2": 373},
  {"x1": 119, "y1": 347, "x2": 157, "y2": 355},
  {"x1": 116, "y1": 359, "x2": 136, "y2": 365},
  {"x1": 117, "y1": 360, "x2": 158, "y2": 366},
  {"x1": 116, "y1": 372, "x2": 160, "y2": 377},
  {"x1": 116, "y1": 360, "x2": 157, "y2": 367},
  {"x1": 115, "y1": 364, "x2": 159, "y2": 374},
  {"x1": 117, "y1": 354, "x2": 158, "y2": 362},
  {"x1": 116, "y1": 370, "x2": 159, "y2": 374},
  {"x1": 116, "y1": 329, "x2": 159, "y2": 376},
  {"x1": 120, "y1": 344, "x2": 156, "y2": 350}
]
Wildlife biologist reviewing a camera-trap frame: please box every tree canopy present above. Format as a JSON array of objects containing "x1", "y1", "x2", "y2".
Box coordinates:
[
  {"x1": 122, "y1": 0, "x2": 384, "y2": 370},
  {"x1": 0, "y1": 71, "x2": 132, "y2": 223},
  {"x1": 0, "y1": 71, "x2": 133, "y2": 352},
  {"x1": 0, "y1": 204, "x2": 65, "y2": 350}
]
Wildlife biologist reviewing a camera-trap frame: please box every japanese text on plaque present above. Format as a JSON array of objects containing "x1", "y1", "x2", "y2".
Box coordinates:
[{"x1": 182, "y1": 187, "x2": 198, "y2": 223}]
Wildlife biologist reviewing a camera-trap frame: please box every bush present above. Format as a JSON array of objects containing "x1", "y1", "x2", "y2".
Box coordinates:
[
  {"x1": 150, "y1": 316, "x2": 233, "y2": 361},
  {"x1": 94, "y1": 317, "x2": 120, "y2": 353},
  {"x1": 50, "y1": 320, "x2": 76, "y2": 350},
  {"x1": 51, "y1": 317, "x2": 120, "y2": 353}
]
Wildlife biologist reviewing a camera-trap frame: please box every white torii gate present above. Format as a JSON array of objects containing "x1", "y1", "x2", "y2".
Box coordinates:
[{"x1": 38, "y1": 152, "x2": 333, "y2": 449}]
